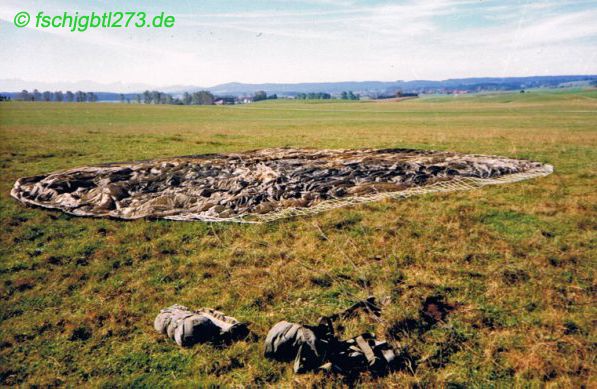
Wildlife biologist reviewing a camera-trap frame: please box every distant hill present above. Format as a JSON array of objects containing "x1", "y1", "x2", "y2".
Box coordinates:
[
  {"x1": 1, "y1": 75, "x2": 595, "y2": 100},
  {"x1": 204, "y1": 76, "x2": 597, "y2": 96}
]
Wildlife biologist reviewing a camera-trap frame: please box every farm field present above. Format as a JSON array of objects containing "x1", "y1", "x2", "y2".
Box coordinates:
[{"x1": 0, "y1": 90, "x2": 595, "y2": 386}]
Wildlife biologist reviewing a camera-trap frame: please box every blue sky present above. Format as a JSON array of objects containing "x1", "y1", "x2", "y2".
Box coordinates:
[{"x1": 0, "y1": 0, "x2": 596, "y2": 91}]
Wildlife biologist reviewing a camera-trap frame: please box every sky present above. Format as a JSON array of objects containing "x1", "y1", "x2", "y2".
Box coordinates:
[{"x1": 0, "y1": 0, "x2": 596, "y2": 91}]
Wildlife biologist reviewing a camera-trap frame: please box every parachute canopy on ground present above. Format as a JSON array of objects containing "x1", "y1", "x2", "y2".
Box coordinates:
[{"x1": 11, "y1": 148, "x2": 552, "y2": 223}]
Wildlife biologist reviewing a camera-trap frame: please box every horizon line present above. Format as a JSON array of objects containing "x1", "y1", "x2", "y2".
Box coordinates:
[{"x1": 1, "y1": 73, "x2": 596, "y2": 93}]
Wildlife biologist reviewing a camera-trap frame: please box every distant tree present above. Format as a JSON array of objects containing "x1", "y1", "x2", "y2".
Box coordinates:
[
  {"x1": 54, "y1": 91, "x2": 64, "y2": 102},
  {"x1": 346, "y1": 91, "x2": 359, "y2": 100},
  {"x1": 65, "y1": 91, "x2": 74, "y2": 102},
  {"x1": 191, "y1": 90, "x2": 214, "y2": 105},
  {"x1": 296, "y1": 92, "x2": 330, "y2": 100},
  {"x1": 143, "y1": 90, "x2": 151, "y2": 104},
  {"x1": 32, "y1": 89, "x2": 42, "y2": 101},
  {"x1": 341, "y1": 91, "x2": 348, "y2": 100},
  {"x1": 75, "y1": 91, "x2": 86, "y2": 102},
  {"x1": 135, "y1": 94, "x2": 141, "y2": 104},
  {"x1": 268, "y1": 93, "x2": 278, "y2": 100},
  {"x1": 253, "y1": 90, "x2": 267, "y2": 101},
  {"x1": 42, "y1": 91, "x2": 52, "y2": 101},
  {"x1": 88, "y1": 92, "x2": 98, "y2": 102},
  {"x1": 201, "y1": 91, "x2": 214, "y2": 105},
  {"x1": 18, "y1": 90, "x2": 31, "y2": 101},
  {"x1": 119, "y1": 94, "x2": 125, "y2": 103},
  {"x1": 182, "y1": 92, "x2": 192, "y2": 105},
  {"x1": 150, "y1": 91, "x2": 162, "y2": 104}
]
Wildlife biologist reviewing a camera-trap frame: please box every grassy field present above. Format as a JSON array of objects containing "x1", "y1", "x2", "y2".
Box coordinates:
[{"x1": 0, "y1": 90, "x2": 595, "y2": 387}]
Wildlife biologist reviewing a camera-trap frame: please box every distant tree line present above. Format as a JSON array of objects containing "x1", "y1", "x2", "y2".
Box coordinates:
[
  {"x1": 340, "y1": 91, "x2": 359, "y2": 100},
  {"x1": 396, "y1": 91, "x2": 418, "y2": 98},
  {"x1": 252, "y1": 90, "x2": 277, "y2": 101},
  {"x1": 16, "y1": 89, "x2": 98, "y2": 102},
  {"x1": 295, "y1": 92, "x2": 331, "y2": 100},
  {"x1": 131, "y1": 90, "x2": 278, "y2": 105},
  {"x1": 10, "y1": 88, "x2": 370, "y2": 104},
  {"x1": 132, "y1": 90, "x2": 215, "y2": 105}
]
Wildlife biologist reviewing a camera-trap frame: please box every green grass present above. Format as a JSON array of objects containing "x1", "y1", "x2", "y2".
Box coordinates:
[{"x1": 1, "y1": 89, "x2": 596, "y2": 386}]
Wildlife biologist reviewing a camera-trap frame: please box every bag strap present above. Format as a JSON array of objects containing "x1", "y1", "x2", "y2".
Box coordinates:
[
  {"x1": 355, "y1": 335, "x2": 377, "y2": 366},
  {"x1": 321, "y1": 296, "x2": 382, "y2": 326}
]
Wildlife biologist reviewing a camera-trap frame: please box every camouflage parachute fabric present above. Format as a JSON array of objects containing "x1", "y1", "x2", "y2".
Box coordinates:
[{"x1": 11, "y1": 148, "x2": 553, "y2": 223}]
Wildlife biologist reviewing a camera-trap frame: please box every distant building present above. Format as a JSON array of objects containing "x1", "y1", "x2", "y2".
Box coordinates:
[
  {"x1": 238, "y1": 96, "x2": 253, "y2": 104},
  {"x1": 214, "y1": 96, "x2": 236, "y2": 105}
]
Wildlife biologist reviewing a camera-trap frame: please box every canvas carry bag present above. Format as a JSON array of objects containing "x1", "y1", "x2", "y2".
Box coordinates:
[{"x1": 154, "y1": 305, "x2": 249, "y2": 347}]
